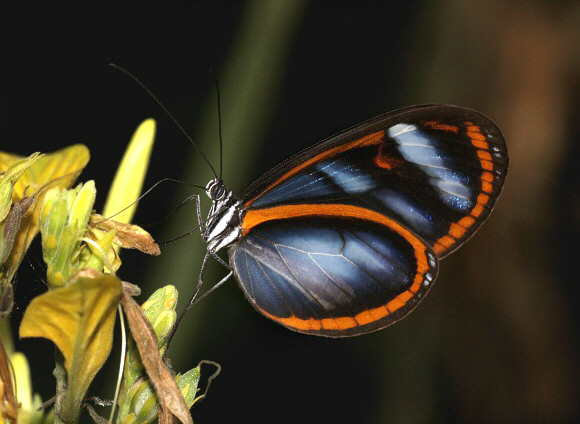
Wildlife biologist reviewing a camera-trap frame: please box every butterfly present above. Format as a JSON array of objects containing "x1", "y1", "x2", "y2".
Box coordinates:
[{"x1": 194, "y1": 104, "x2": 508, "y2": 337}]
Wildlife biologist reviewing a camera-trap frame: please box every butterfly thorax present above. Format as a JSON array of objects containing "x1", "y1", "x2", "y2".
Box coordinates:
[{"x1": 204, "y1": 179, "x2": 244, "y2": 253}]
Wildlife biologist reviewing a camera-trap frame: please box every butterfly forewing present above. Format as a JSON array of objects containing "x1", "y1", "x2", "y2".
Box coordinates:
[{"x1": 241, "y1": 105, "x2": 507, "y2": 257}]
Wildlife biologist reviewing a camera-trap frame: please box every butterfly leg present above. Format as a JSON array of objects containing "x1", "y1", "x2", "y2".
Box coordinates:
[
  {"x1": 166, "y1": 250, "x2": 234, "y2": 348},
  {"x1": 191, "y1": 268, "x2": 234, "y2": 308},
  {"x1": 188, "y1": 250, "x2": 211, "y2": 311},
  {"x1": 187, "y1": 250, "x2": 233, "y2": 310},
  {"x1": 194, "y1": 193, "x2": 205, "y2": 236},
  {"x1": 167, "y1": 250, "x2": 211, "y2": 347},
  {"x1": 209, "y1": 250, "x2": 229, "y2": 269},
  {"x1": 183, "y1": 248, "x2": 233, "y2": 313}
]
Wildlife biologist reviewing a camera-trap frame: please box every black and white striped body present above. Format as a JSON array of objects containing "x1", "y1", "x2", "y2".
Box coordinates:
[{"x1": 203, "y1": 179, "x2": 244, "y2": 253}]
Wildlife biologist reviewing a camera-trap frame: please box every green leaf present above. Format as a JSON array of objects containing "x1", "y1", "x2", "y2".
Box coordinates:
[{"x1": 176, "y1": 366, "x2": 201, "y2": 409}]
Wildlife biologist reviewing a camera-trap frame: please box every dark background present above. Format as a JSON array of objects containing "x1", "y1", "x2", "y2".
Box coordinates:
[{"x1": 1, "y1": 1, "x2": 579, "y2": 423}]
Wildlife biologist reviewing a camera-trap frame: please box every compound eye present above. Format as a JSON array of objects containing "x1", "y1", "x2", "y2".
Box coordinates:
[{"x1": 211, "y1": 183, "x2": 226, "y2": 200}]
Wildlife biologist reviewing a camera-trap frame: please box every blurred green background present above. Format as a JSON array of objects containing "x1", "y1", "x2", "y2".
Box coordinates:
[{"x1": 1, "y1": 1, "x2": 578, "y2": 423}]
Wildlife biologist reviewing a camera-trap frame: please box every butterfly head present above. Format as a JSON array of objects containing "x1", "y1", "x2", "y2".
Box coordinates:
[{"x1": 205, "y1": 178, "x2": 228, "y2": 201}]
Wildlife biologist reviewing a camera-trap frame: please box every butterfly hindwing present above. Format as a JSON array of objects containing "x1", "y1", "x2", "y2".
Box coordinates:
[{"x1": 229, "y1": 207, "x2": 437, "y2": 337}]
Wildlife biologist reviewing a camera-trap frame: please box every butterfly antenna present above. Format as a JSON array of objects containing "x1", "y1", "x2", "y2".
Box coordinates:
[
  {"x1": 210, "y1": 69, "x2": 224, "y2": 181},
  {"x1": 95, "y1": 178, "x2": 205, "y2": 224},
  {"x1": 109, "y1": 63, "x2": 219, "y2": 179}
]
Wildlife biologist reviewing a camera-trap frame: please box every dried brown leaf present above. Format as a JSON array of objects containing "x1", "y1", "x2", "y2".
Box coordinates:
[
  {"x1": 90, "y1": 214, "x2": 160, "y2": 256},
  {"x1": 121, "y1": 288, "x2": 193, "y2": 424},
  {"x1": 1, "y1": 196, "x2": 34, "y2": 265}
]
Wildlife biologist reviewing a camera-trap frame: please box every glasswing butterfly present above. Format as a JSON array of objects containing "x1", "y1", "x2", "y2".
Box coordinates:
[{"x1": 196, "y1": 104, "x2": 508, "y2": 337}]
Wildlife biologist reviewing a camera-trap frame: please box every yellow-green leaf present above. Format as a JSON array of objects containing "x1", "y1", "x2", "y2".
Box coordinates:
[
  {"x1": 81, "y1": 228, "x2": 118, "y2": 273},
  {"x1": 39, "y1": 181, "x2": 97, "y2": 287},
  {"x1": 103, "y1": 119, "x2": 156, "y2": 225},
  {"x1": 0, "y1": 145, "x2": 89, "y2": 200},
  {"x1": 10, "y1": 352, "x2": 44, "y2": 424},
  {"x1": 0, "y1": 145, "x2": 90, "y2": 315},
  {"x1": 19, "y1": 273, "x2": 122, "y2": 419}
]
